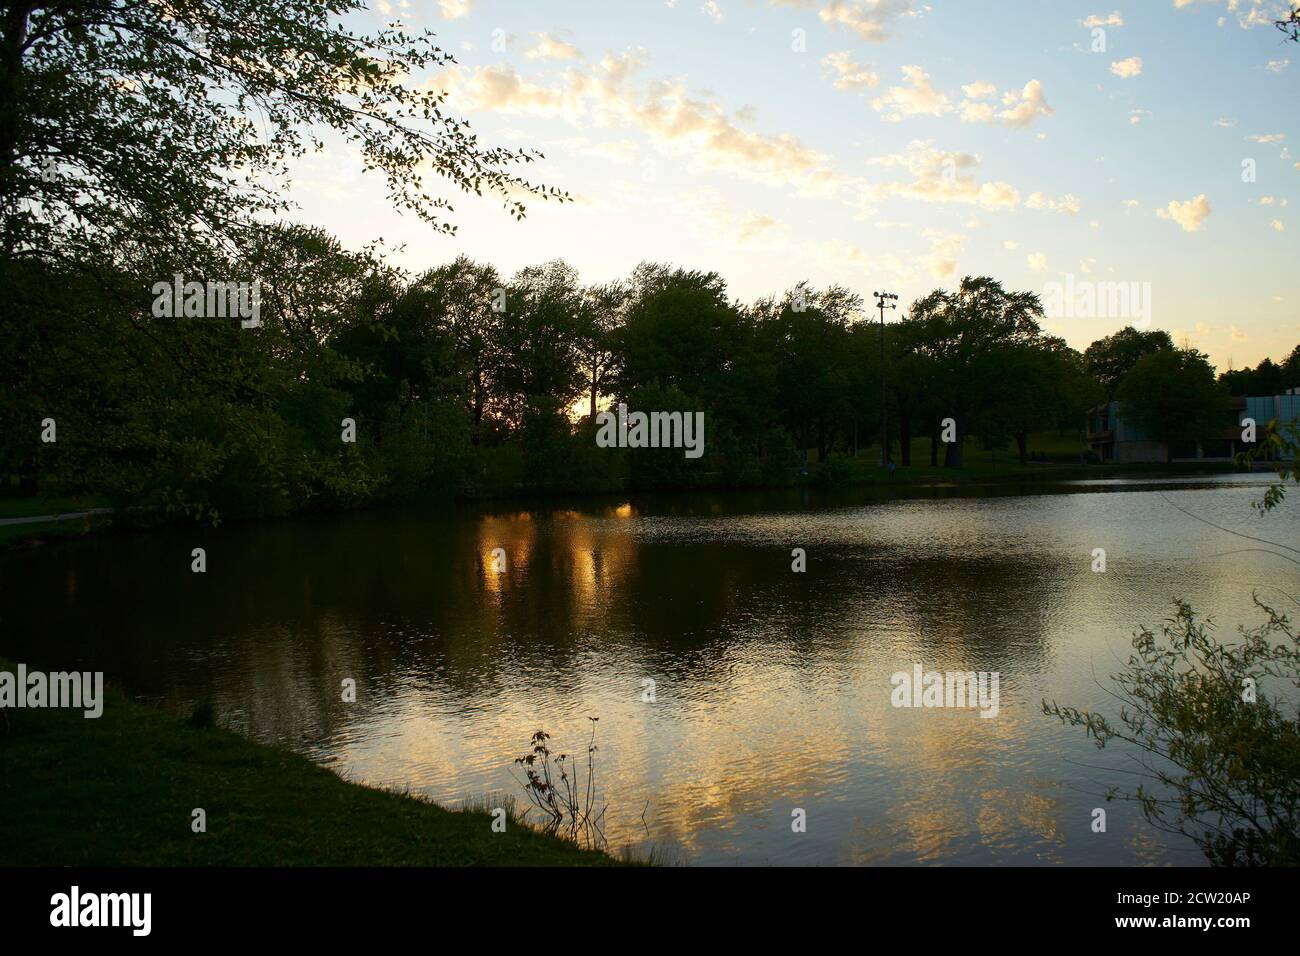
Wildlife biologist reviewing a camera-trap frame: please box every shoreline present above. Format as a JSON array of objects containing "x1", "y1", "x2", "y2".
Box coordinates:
[
  {"x1": 0, "y1": 459, "x2": 1258, "y2": 553},
  {"x1": 0, "y1": 658, "x2": 625, "y2": 867}
]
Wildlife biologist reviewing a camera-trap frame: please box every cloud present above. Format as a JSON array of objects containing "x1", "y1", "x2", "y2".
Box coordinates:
[
  {"x1": 1212, "y1": 117, "x2": 1237, "y2": 128},
  {"x1": 437, "y1": 63, "x2": 575, "y2": 117},
  {"x1": 671, "y1": 188, "x2": 788, "y2": 246},
  {"x1": 1172, "y1": 0, "x2": 1281, "y2": 30},
  {"x1": 919, "y1": 231, "x2": 965, "y2": 280},
  {"x1": 992, "y1": 80, "x2": 1053, "y2": 128},
  {"x1": 1083, "y1": 12, "x2": 1124, "y2": 27},
  {"x1": 1110, "y1": 57, "x2": 1143, "y2": 79},
  {"x1": 862, "y1": 140, "x2": 1020, "y2": 210},
  {"x1": 1027, "y1": 252, "x2": 1048, "y2": 272},
  {"x1": 871, "y1": 65, "x2": 951, "y2": 121},
  {"x1": 875, "y1": 69, "x2": 1052, "y2": 129},
  {"x1": 702, "y1": 0, "x2": 725, "y2": 22},
  {"x1": 1156, "y1": 194, "x2": 1211, "y2": 232},
  {"x1": 1129, "y1": 108, "x2": 1151, "y2": 125},
  {"x1": 1266, "y1": 59, "x2": 1290, "y2": 73},
  {"x1": 1026, "y1": 191, "x2": 1082, "y2": 215},
  {"x1": 437, "y1": 0, "x2": 471, "y2": 19},
  {"x1": 524, "y1": 33, "x2": 582, "y2": 61},
  {"x1": 434, "y1": 54, "x2": 843, "y2": 194},
  {"x1": 822, "y1": 51, "x2": 880, "y2": 90},
  {"x1": 1271, "y1": 219, "x2": 1286, "y2": 232},
  {"x1": 771, "y1": 0, "x2": 920, "y2": 42},
  {"x1": 1247, "y1": 133, "x2": 1286, "y2": 143}
]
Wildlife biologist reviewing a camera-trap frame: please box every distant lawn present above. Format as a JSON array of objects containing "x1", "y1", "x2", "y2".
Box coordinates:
[
  {"x1": 0, "y1": 660, "x2": 621, "y2": 866},
  {"x1": 855, "y1": 429, "x2": 1090, "y2": 469},
  {"x1": 0, "y1": 512, "x2": 115, "y2": 549},
  {"x1": 0, "y1": 495, "x2": 112, "y2": 520}
]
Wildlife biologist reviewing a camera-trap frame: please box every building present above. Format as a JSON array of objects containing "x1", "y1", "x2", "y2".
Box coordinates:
[{"x1": 1087, "y1": 391, "x2": 1300, "y2": 463}]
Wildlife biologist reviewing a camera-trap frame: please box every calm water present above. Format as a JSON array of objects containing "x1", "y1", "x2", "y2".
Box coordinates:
[{"x1": 2, "y1": 474, "x2": 1296, "y2": 865}]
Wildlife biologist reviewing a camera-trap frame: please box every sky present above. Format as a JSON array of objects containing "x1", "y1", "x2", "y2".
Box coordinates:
[{"x1": 285, "y1": 0, "x2": 1300, "y2": 371}]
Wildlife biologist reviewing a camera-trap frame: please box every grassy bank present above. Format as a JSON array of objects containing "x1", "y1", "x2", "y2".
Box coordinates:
[
  {"x1": 0, "y1": 430, "x2": 1246, "y2": 551},
  {"x1": 0, "y1": 660, "x2": 620, "y2": 866}
]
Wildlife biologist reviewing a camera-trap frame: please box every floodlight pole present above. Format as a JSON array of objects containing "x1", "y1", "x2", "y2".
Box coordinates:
[{"x1": 874, "y1": 292, "x2": 898, "y2": 467}]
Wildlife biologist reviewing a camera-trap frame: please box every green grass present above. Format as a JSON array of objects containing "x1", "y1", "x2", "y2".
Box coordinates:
[
  {"x1": 0, "y1": 660, "x2": 623, "y2": 866},
  {"x1": 832, "y1": 430, "x2": 1236, "y2": 486},
  {"x1": 0, "y1": 513, "x2": 115, "y2": 549},
  {"x1": 852, "y1": 429, "x2": 1088, "y2": 468},
  {"x1": 0, "y1": 495, "x2": 112, "y2": 520}
]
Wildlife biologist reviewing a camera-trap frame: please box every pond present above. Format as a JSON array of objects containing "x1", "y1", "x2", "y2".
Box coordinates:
[{"x1": 2, "y1": 473, "x2": 1294, "y2": 864}]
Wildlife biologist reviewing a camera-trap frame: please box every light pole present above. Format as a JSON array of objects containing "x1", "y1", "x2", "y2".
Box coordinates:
[{"x1": 874, "y1": 291, "x2": 898, "y2": 467}]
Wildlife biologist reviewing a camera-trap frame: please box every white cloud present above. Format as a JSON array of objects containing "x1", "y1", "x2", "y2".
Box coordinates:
[
  {"x1": 1027, "y1": 252, "x2": 1048, "y2": 272},
  {"x1": 871, "y1": 65, "x2": 951, "y2": 121},
  {"x1": 433, "y1": 54, "x2": 843, "y2": 194},
  {"x1": 1083, "y1": 12, "x2": 1124, "y2": 27},
  {"x1": 822, "y1": 51, "x2": 880, "y2": 90},
  {"x1": 524, "y1": 33, "x2": 582, "y2": 61},
  {"x1": 1173, "y1": 0, "x2": 1280, "y2": 31},
  {"x1": 874, "y1": 69, "x2": 1052, "y2": 129},
  {"x1": 919, "y1": 231, "x2": 965, "y2": 280},
  {"x1": 862, "y1": 140, "x2": 1021, "y2": 210},
  {"x1": 1156, "y1": 194, "x2": 1211, "y2": 232},
  {"x1": 702, "y1": 0, "x2": 725, "y2": 23},
  {"x1": 1026, "y1": 191, "x2": 1081, "y2": 215},
  {"x1": 771, "y1": 0, "x2": 920, "y2": 42},
  {"x1": 986, "y1": 80, "x2": 1053, "y2": 129},
  {"x1": 671, "y1": 188, "x2": 787, "y2": 246},
  {"x1": 1266, "y1": 59, "x2": 1290, "y2": 73},
  {"x1": 1110, "y1": 57, "x2": 1143, "y2": 79},
  {"x1": 437, "y1": 0, "x2": 471, "y2": 19}
]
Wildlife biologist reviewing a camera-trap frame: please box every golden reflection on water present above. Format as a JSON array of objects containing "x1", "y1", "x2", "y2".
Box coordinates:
[{"x1": 2, "y1": 476, "x2": 1294, "y2": 864}]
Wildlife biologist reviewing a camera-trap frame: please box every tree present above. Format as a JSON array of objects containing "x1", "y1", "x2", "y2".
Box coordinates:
[
  {"x1": 494, "y1": 260, "x2": 588, "y2": 427},
  {"x1": 903, "y1": 276, "x2": 1047, "y2": 469},
  {"x1": 1221, "y1": 355, "x2": 1289, "y2": 397},
  {"x1": 753, "y1": 282, "x2": 859, "y2": 462},
  {"x1": 986, "y1": 337, "x2": 1092, "y2": 464},
  {"x1": 1282, "y1": 344, "x2": 1300, "y2": 390},
  {"x1": 577, "y1": 281, "x2": 629, "y2": 419},
  {"x1": 1, "y1": 0, "x2": 565, "y2": 265},
  {"x1": 1045, "y1": 599, "x2": 1300, "y2": 865},
  {"x1": 1278, "y1": 8, "x2": 1300, "y2": 42},
  {"x1": 1084, "y1": 326, "x2": 1174, "y2": 399},
  {"x1": 1116, "y1": 348, "x2": 1226, "y2": 462}
]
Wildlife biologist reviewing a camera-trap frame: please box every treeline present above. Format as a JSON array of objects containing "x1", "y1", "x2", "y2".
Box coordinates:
[
  {"x1": 4, "y1": 223, "x2": 1297, "y2": 524},
  {"x1": 5, "y1": 4, "x2": 1297, "y2": 525},
  {"x1": 1083, "y1": 326, "x2": 1300, "y2": 454}
]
